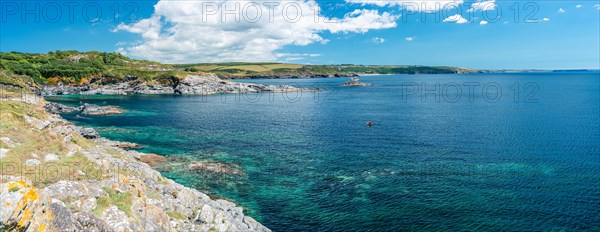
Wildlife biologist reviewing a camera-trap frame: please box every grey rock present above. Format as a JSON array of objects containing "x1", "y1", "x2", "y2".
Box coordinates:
[
  {"x1": 0, "y1": 137, "x2": 17, "y2": 147},
  {"x1": 25, "y1": 159, "x2": 41, "y2": 166},
  {"x1": 44, "y1": 153, "x2": 60, "y2": 162},
  {"x1": 101, "y1": 206, "x2": 136, "y2": 232},
  {"x1": 80, "y1": 103, "x2": 123, "y2": 116},
  {"x1": 24, "y1": 115, "x2": 50, "y2": 130},
  {"x1": 76, "y1": 127, "x2": 100, "y2": 139},
  {"x1": 74, "y1": 212, "x2": 113, "y2": 232},
  {"x1": 49, "y1": 201, "x2": 84, "y2": 231},
  {"x1": 45, "y1": 181, "x2": 107, "y2": 202},
  {"x1": 341, "y1": 77, "x2": 375, "y2": 87},
  {"x1": 0, "y1": 148, "x2": 8, "y2": 159},
  {"x1": 44, "y1": 102, "x2": 79, "y2": 114}
]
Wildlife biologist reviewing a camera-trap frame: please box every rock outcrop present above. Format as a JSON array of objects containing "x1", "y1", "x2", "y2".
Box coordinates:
[
  {"x1": 0, "y1": 99, "x2": 271, "y2": 232},
  {"x1": 79, "y1": 103, "x2": 123, "y2": 116},
  {"x1": 42, "y1": 74, "x2": 314, "y2": 96},
  {"x1": 45, "y1": 102, "x2": 123, "y2": 116},
  {"x1": 341, "y1": 77, "x2": 374, "y2": 87},
  {"x1": 44, "y1": 102, "x2": 79, "y2": 114}
]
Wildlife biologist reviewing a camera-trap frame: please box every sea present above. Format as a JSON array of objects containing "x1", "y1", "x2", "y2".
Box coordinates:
[{"x1": 47, "y1": 72, "x2": 600, "y2": 231}]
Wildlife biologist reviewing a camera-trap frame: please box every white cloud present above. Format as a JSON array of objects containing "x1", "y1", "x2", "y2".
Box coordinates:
[
  {"x1": 372, "y1": 37, "x2": 385, "y2": 43},
  {"x1": 575, "y1": 4, "x2": 582, "y2": 8},
  {"x1": 443, "y1": 14, "x2": 468, "y2": 24},
  {"x1": 480, "y1": 20, "x2": 488, "y2": 25},
  {"x1": 595, "y1": 4, "x2": 600, "y2": 10},
  {"x1": 405, "y1": 37, "x2": 415, "y2": 41},
  {"x1": 525, "y1": 17, "x2": 550, "y2": 23},
  {"x1": 468, "y1": 0, "x2": 496, "y2": 12},
  {"x1": 276, "y1": 53, "x2": 320, "y2": 61},
  {"x1": 346, "y1": 0, "x2": 464, "y2": 12},
  {"x1": 116, "y1": 48, "x2": 127, "y2": 56},
  {"x1": 113, "y1": 0, "x2": 399, "y2": 63},
  {"x1": 558, "y1": 8, "x2": 565, "y2": 13}
]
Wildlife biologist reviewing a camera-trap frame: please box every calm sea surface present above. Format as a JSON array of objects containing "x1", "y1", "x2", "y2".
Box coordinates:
[{"x1": 48, "y1": 73, "x2": 600, "y2": 231}]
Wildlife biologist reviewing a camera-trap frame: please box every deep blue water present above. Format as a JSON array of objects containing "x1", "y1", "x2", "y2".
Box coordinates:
[{"x1": 47, "y1": 73, "x2": 600, "y2": 231}]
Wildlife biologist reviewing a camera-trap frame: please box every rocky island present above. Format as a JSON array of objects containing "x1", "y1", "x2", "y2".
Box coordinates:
[
  {"x1": 0, "y1": 96, "x2": 270, "y2": 231},
  {"x1": 341, "y1": 77, "x2": 375, "y2": 87}
]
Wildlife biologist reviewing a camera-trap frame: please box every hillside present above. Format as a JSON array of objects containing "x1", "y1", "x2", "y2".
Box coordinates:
[
  {"x1": 0, "y1": 51, "x2": 474, "y2": 87},
  {"x1": 0, "y1": 94, "x2": 270, "y2": 231}
]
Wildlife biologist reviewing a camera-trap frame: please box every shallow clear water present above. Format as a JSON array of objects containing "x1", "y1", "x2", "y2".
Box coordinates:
[{"x1": 48, "y1": 73, "x2": 600, "y2": 231}]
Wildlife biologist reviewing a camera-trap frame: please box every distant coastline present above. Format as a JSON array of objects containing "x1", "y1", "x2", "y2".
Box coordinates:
[{"x1": 1, "y1": 51, "x2": 597, "y2": 95}]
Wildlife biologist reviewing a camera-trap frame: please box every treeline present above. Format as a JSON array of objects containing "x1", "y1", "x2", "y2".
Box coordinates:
[{"x1": 0, "y1": 51, "x2": 134, "y2": 84}]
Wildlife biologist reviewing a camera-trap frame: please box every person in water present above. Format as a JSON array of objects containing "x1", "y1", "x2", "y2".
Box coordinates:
[{"x1": 367, "y1": 121, "x2": 373, "y2": 127}]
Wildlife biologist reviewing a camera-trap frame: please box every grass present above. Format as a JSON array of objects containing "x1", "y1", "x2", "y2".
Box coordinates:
[
  {"x1": 93, "y1": 187, "x2": 133, "y2": 217},
  {"x1": 0, "y1": 100, "x2": 102, "y2": 187},
  {"x1": 166, "y1": 211, "x2": 187, "y2": 220}
]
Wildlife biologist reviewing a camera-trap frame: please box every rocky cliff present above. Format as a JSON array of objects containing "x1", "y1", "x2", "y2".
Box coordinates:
[
  {"x1": 42, "y1": 74, "x2": 311, "y2": 96},
  {"x1": 0, "y1": 97, "x2": 270, "y2": 231}
]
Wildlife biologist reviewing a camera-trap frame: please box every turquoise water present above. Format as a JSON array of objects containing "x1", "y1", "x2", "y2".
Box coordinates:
[{"x1": 47, "y1": 73, "x2": 600, "y2": 231}]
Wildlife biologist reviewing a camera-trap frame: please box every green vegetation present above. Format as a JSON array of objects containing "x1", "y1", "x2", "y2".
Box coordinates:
[
  {"x1": 94, "y1": 187, "x2": 133, "y2": 216},
  {"x1": 174, "y1": 63, "x2": 473, "y2": 78},
  {"x1": 0, "y1": 51, "x2": 185, "y2": 86},
  {"x1": 0, "y1": 101, "x2": 102, "y2": 188},
  {"x1": 0, "y1": 51, "x2": 474, "y2": 85}
]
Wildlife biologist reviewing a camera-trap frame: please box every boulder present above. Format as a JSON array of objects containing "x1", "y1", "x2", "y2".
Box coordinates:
[
  {"x1": 75, "y1": 127, "x2": 99, "y2": 139},
  {"x1": 0, "y1": 137, "x2": 17, "y2": 147},
  {"x1": 0, "y1": 148, "x2": 8, "y2": 159},
  {"x1": 25, "y1": 159, "x2": 41, "y2": 166},
  {"x1": 44, "y1": 102, "x2": 79, "y2": 114},
  {"x1": 24, "y1": 115, "x2": 50, "y2": 130},
  {"x1": 44, "y1": 153, "x2": 60, "y2": 162}
]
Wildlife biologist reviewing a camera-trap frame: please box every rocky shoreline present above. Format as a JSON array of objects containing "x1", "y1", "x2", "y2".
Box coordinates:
[
  {"x1": 0, "y1": 97, "x2": 270, "y2": 231},
  {"x1": 42, "y1": 74, "x2": 316, "y2": 96}
]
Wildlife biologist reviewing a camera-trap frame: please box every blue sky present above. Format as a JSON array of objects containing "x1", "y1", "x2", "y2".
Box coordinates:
[{"x1": 1, "y1": 0, "x2": 599, "y2": 69}]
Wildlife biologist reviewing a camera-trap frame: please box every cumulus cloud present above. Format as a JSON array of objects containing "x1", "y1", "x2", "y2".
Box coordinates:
[
  {"x1": 346, "y1": 0, "x2": 464, "y2": 12},
  {"x1": 276, "y1": 53, "x2": 320, "y2": 61},
  {"x1": 113, "y1": 0, "x2": 399, "y2": 63},
  {"x1": 480, "y1": 20, "x2": 488, "y2": 25},
  {"x1": 443, "y1": 14, "x2": 468, "y2": 24},
  {"x1": 468, "y1": 0, "x2": 496, "y2": 12},
  {"x1": 405, "y1": 37, "x2": 415, "y2": 41},
  {"x1": 558, "y1": 8, "x2": 565, "y2": 13},
  {"x1": 575, "y1": 4, "x2": 582, "y2": 8},
  {"x1": 595, "y1": 4, "x2": 600, "y2": 10},
  {"x1": 372, "y1": 37, "x2": 385, "y2": 43}
]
